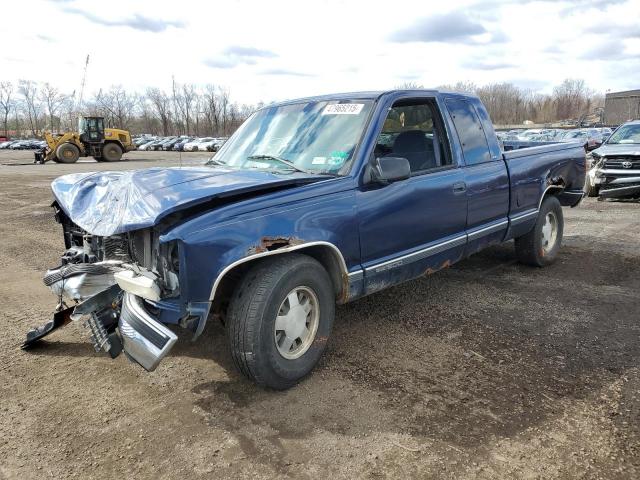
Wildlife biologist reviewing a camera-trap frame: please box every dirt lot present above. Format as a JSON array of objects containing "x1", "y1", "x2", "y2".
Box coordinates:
[{"x1": 0, "y1": 149, "x2": 639, "y2": 479}]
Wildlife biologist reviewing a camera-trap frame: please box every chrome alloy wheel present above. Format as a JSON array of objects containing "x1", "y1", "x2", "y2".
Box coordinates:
[
  {"x1": 274, "y1": 286, "x2": 319, "y2": 360},
  {"x1": 541, "y1": 211, "x2": 558, "y2": 254}
]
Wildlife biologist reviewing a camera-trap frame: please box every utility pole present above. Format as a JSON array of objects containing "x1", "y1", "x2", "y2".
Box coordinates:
[{"x1": 77, "y1": 54, "x2": 90, "y2": 112}]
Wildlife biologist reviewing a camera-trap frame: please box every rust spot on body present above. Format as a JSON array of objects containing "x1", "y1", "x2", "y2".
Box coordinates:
[
  {"x1": 338, "y1": 271, "x2": 350, "y2": 304},
  {"x1": 246, "y1": 236, "x2": 304, "y2": 255},
  {"x1": 424, "y1": 259, "x2": 452, "y2": 276}
]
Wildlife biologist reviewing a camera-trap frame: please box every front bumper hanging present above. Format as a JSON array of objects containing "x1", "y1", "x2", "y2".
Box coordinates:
[
  {"x1": 24, "y1": 266, "x2": 179, "y2": 372},
  {"x1": 119, "y1": 293, "x2": 177, "y2": 371}
]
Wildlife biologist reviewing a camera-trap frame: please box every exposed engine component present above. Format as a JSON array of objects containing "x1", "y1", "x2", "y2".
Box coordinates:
[
  {"x1": 25, "y1": 208, "x2": 181, "y2": 360},
  {"x1": 55, "y1": 210, "x2": 180, "y2": 298},
  {"x1": 85, "y1": 312, "x2": 111, "y2": 352},
  {"x1": 76, "y1": 286, "x2": 122, "y2": 358},
  {"x1": 44, "y1": 261, "x2": 124, "y2": 302}
]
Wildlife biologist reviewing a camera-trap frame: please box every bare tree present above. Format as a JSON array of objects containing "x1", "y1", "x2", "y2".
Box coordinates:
[
  {"x1": 18, "y1": 80, "x2": 42, "y2": 136},
  {"x1": 59, "y1": 92, "x2": 76, "y2": 131},
  {"x1": 0, "y1": 81, "x2": 14, "y2": 137},
  {"x1": 218, "y1": 86, "x2": 230, "y2": 135},
  {"x1": 202, "y1": 84, "x2": 220, "y2": 135},
  {"x1": 553, "y1": 79, "x2": 592, "y2": 120},
  {"x1": 93, "y1": 85, "x2": 138, "y2": 128},
  {"x1": 395, "y1": 81, "x2": 425, "y2": 89},
  {"x1": 146, "y1": 87, "x2": 172, "y2": 135},
  {"x1": 39, "y1": 83, "x2": 68, "y2": 132},
  {"x1": 182, "y1": 84, "x2": 197, "y2": 135},
  {"x1": 171, "y1": 77, "x2": 184, "y2": 134}
]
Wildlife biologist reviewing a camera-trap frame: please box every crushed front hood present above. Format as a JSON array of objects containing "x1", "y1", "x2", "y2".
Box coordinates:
[{"x1": 51, "y1": 166, "x2": 321, "y2": 236}]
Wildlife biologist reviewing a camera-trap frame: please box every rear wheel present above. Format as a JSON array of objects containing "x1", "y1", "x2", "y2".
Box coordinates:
[
  {"x1": 102, "y1": 143, "x2": 123, "y2": 162},
  {"x1": 226, "y1": 254, "x2": 335, "y2": 390},
  {"x1": 54, "y1": 143, "x2": 80, "y2": 163},
  {"x1": 515, "y1": 195, "x2": 564, "y2": 267}
]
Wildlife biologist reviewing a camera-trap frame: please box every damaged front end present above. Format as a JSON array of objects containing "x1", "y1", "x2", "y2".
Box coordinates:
[
  {"x1": 591, "y1": 154, "x2": 640, "y2": 199},
  {"x1": 23, "y1": 204, "x2": 181, "y2": 371}
]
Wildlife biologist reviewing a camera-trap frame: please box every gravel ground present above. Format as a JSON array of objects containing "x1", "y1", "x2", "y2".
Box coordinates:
[{"x1": 0, "y1": 150, "x2": 639, "y2": 479}]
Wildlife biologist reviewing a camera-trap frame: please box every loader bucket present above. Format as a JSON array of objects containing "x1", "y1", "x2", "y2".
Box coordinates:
[{"x1": 34, "y1": 149, "x2": 46, "y2": 164}]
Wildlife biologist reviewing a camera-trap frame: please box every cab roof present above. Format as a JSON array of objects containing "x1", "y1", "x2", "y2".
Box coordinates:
[{"x1": 269, "y1": 89, "x2": 472, "y2": 107}]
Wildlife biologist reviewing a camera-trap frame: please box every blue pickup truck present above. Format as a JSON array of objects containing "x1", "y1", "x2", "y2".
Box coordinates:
[{"x1": 25, "y1": 90, "x2": 586, "y2": 389}]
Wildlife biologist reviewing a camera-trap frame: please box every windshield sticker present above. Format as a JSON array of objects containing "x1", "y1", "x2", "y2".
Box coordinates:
[
  {"x1": 248, "y1": 161, "x2": 271, "y2": 168},
  {"x1": 328, "y1": 150, "x2": 348, "y2": 166},
  {"x1": 322, "y1": 103, "x2": 365, "y2": 115},
  {"x1": 312, "y1": 157, "x2": 327, "y2": 165}
]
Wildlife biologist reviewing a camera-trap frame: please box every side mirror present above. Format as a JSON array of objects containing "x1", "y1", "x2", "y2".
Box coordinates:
[{"x1": 372, "y1": 156, "x2": 411, "y2": 184}]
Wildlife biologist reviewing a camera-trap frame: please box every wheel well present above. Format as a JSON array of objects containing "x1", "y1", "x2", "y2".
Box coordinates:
[
  {"x1": 539, "y1": 181, "x2": 565, "y2": 209},
  {"x1": 103, "y1": 140, "x2": 124, "y2": 149},
  {"x1": 211, "y1": 244, "x2": 348, "y2": 323}
]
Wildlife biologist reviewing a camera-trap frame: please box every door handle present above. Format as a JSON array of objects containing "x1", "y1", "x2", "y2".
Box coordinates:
[{"x1": 452, "y1": 181, "x2": 467, "y2": 194}]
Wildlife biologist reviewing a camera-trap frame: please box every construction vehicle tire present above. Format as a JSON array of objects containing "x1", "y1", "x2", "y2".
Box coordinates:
[
  {"x1": 102, "y1": 143, "x2": 123, "y2": 162},
  {"x1": 55, "y1": 143, "x2": 80, "y2": 163}
]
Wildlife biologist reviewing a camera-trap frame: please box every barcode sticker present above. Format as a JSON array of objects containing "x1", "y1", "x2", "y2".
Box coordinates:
[{"x1": 322, "y1": 103, "x2": 364, "y2": 115}]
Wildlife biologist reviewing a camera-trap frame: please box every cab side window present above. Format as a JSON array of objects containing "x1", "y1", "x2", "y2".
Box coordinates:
[
  {"x1": 444, "y1": 98, "x2": 492, "y2": 165},
  {"x1": 375, "y1": 99, "x2": 451, "y2": 175}
]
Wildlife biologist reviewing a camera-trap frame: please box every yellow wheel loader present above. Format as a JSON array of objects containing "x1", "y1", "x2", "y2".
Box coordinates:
[{"x1": 34, "y1": 116, "x2": 136, "y2": 164}]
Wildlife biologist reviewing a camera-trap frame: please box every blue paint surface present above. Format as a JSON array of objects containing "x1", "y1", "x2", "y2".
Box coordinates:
[{"x1": 50, "y1": 90, "x2": 586, "y2": 336}]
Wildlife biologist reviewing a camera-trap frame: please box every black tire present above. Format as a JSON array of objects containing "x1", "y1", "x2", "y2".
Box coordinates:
[
  {"x1": 586, "y1": 183, "x2": 600, "y2": 197},
  {"x1": 515, "y1": 195, "x2": 564, "y2": 267},
  {"x1": 226, "y1": 253, "x2": 335, "y2": 390},
  {"x1": 54, "y1": 143, "x2": 80, "y2": 163},
  {"x1": 102, "y1": 143, "x2": 123, "y2": 162}
]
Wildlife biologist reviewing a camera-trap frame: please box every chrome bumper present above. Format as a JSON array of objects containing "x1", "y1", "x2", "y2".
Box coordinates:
[{"x1": 118, "y1": 293, "x2": 177, "y2": 371}]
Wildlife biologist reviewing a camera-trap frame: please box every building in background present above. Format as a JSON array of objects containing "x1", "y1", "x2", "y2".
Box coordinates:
[{"x1": 604, "y1": 89, "x2": 640, "y2": 125}]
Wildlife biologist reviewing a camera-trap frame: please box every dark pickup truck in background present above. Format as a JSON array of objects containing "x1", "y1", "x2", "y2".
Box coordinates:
[{"x1": 26, "y1": 89, "x2": 586, "y2": 389}]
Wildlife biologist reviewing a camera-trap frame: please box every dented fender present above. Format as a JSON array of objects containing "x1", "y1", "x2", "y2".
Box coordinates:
[{"x1": 158, "y1": 184, "x2": 362, "y2": 340}]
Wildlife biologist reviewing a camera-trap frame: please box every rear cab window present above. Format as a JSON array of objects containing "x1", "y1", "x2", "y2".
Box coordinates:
[{"x1": 445, "y1": 98, "x2": 492, "y2": 166}]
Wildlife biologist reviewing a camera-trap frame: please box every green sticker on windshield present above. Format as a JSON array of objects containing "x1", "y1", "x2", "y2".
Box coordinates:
[{"x1": 328, "y1": 150, "x2": 348, "y2": 166}]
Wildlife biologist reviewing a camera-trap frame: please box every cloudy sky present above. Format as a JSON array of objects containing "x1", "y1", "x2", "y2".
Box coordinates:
[{"x1": 2, "y1": 0, "x2": 639, "y2": 104}]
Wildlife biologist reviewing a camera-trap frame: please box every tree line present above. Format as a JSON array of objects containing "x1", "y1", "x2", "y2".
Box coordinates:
[
  {"x1": 401, "y1": 78, "x2": 604, "y2": 125},
  {"x1": 0, "y1": 77, "x2": 605, "y2": 138},
  {"x1": 0, "y1": 79, "x2": 261, "y2": 138}
]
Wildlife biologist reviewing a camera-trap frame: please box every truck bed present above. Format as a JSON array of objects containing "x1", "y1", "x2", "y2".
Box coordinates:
[{"x1": 501, "y1": 140, "x2": 586, "y2": 239}]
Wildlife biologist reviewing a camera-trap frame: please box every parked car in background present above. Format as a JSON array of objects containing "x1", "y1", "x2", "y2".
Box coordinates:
[
  {"x1": 133, "y1": 136, "x2": 156, "y2": 147},
  {"x1": 199, "y1": 138, "x2": 226, "y2": 152},
  {"x1": 559, "y1": 129, "x2": 603, "y2": 151},
  {"x1": 173, "y1": 137, "x2": 194, "y2": 151},
  {"x1": 150, "y1": 137, "x2": 173, "y2": 151},
  {"x1": 162, "y1": 136, "x2": 188, "y2": 151},
  {"x1": 9, "y1": 139, "x2": 42, "y2": 150},
  {"x1": 587, "y1": 120, "x2": 640, "y2": 198},
  {"x1": 138, "y1": 139, "x2": 162, "y2": 151},
  {"x1": 598, "y1": 127, "x2": 613, "y2": 142},
  {"x1": 517, "y1": 129, "x2": 543, "y2": 141},
  {"x1": 182, "y1": 137, "x2": 215, "y2": 152}
]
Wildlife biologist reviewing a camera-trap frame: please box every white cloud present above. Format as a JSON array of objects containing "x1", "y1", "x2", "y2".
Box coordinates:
[{"x1": 1, "y1": 0, "x2": 639, "y2": 105}]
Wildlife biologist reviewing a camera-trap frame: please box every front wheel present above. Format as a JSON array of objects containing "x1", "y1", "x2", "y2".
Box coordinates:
[
  {"x1": 54, "y1": 143, "x2": 80, "y2": 163},
  {"x1": 102, "y1": 143, "x2": 123, "y2": 162},
  {"x1": 226, "y1": 254, "x2": 335, "y2": 390},
  {"x1": 515, "y1": 195, "x2": 564, "y2": 267}
]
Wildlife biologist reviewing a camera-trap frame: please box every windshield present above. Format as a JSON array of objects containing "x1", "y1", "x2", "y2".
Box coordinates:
[
  {"x1": 209, "y1": 100, "x2": 374, "y2": 175},
  {"x1": 607, "y1": 124, "x2": 640, "y2": 144}
]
